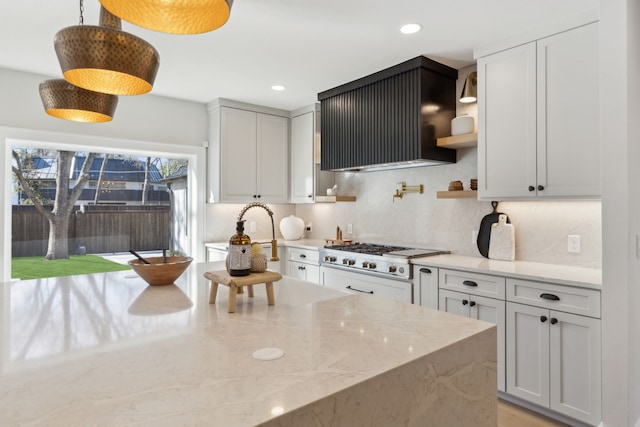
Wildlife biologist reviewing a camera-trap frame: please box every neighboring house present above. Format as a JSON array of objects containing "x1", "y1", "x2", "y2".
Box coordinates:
[
  {"x1": 161, "y1": 165, "x2": 189, "y2": 255},
  {"x1": 14, "y1": 155, "x2": 170, "y2": 205}
]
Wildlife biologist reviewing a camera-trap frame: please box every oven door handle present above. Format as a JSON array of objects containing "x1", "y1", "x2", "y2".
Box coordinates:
[{"x1": 346, "y1": 285, "x2": 374, "y2": 294}]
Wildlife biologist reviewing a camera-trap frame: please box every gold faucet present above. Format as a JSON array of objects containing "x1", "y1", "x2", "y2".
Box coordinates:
[
  {"x1": 393, "y1": 182, "x2": 423, "y2": 202},
  {"x1": 237, "y1": 202, "x2": 279, "y2": 261}
]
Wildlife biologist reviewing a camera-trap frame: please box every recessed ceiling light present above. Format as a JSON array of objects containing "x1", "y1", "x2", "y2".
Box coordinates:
[
  {"x1": 400, "y1": 23, "x2": 422, "y2": 34},
  {"x1": 271, "y1": 85, "x2": 286, "y2": 91}
]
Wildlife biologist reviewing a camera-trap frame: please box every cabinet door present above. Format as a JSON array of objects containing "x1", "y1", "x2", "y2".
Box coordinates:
[
  {"x1": 506, "y1": 302, "x2": 550, "y2": 407},
  {"x1": 290, "y1": 112, "x2": 315, "y2": 203},
  {"x1": 256, "y1": 114, "x2": 289, "y2": 202},
  {"x1": 220, "y1": 107, "x2": 257, "y2": 202},
  {"x1": 549, "y1": 310, "x2": 602, "y2": 425},
  {"x1": 321, "y1": 267, "x2": 412, "y2": 303},
  {"x1": 415, "y1": 266, "x2": 438, "y2": 309},
  {"x1": 438, "y1": 289, "x2": 470, "y2": 317},
  {"x1": 536, "y1": 23, "x2": 600, "y2": 198},
  {"x1": 478, "y1": 43, "x2": 537, "y2": 199},
  {"x1": 470, "y1": 295, "x2": 506, "y2": 392},
  {"x1": 287, "y1": 261, "x2": 307, "y2": 281}
]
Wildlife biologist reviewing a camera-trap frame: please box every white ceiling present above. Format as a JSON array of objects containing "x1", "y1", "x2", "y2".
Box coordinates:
[{"x1": 0, "y1": 0, "x2": 599, "y2": 111}]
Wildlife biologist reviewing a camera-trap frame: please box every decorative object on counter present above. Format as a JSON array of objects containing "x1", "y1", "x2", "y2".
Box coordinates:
[
  {"x1": 326, "y1": 184, "x2": 338, "y2": 196},
  {"x1": 128, "y1": 256, "x2": 193, "y2": 286},
  {"x1": 393, "y1": 182, "x2": 423, "y2": 202},
  {"x1": 448, "y1": 180, "x2": 464, "y2": 191},
  {"x1": 477, "y1": 201, "x2": 510, "y2": 258},
  {"x1": 228, "y1": 220, "x2": 251, "y2": 276},
  {"x1": 39, "y1": 78, "x2": 118, "y2": 123},
  {"x1": 237, "y1": 202, "x2": 279, "y2": 262},
  {"x1": 54, "y1": 3, "x2": 160, "y2": 96},
  {"x1": 324, "y1": 226, "x2": 353, "y2": 245},
  {"x1": 451, "y1": 114, "x2": 475, "y2": 135},
  {"x1": 488, "y1": 214, "x2": 515, "y2": 261},
  {"x1": 250, "y1": 243, "x2": 268, "y2": 273},
  {"x1": 99, "y1": 0, "x2": 233, "y2": 34},
  {"x1": 459, "y1": 71, "x2": 477, "y2": 103},
  {"x1": 279, "y1": 215, "x2": 305, "y2": 240},
  {"x1": 205, "y1": 269, "x2": 282, "y2": 313},
  {"x1": 470, "y1": 178, "x2": 478, "y2": 191}
]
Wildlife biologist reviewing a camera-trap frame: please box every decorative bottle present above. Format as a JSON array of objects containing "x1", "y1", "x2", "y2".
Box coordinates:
[{"x1": 228, "y1": 220, "x2": 251, "y2": 276}]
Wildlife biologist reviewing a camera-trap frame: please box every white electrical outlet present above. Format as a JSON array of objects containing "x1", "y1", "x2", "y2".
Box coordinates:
[
  {"x1": 472, "y1": 230, "x2": 479, "y2": 244},
  {"x1": 347, "y1": 223, "x2": 353, "y2": 234},
  {"x1": 305, "y1": 223, "x2": 312, "y2": 232},
  {"x1": 568, "y1": 235, "x2": 581, "y2": 253}
]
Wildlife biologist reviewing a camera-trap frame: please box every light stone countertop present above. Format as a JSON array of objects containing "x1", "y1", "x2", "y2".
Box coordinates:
[
  {"x1": 0, "y1": 261, "x2": 496, "y2": 426},
  {"x1": 411, "y1": 254, "x2": 602, "y2": 289}
]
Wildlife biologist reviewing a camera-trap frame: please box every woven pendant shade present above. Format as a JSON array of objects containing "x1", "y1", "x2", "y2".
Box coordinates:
[
  {"x1": 39, "y1": 79, "x2": 118, "y2": 123},
  {"x1": 99, "y1": 0, "x2": 234, "y2": 34},
  {"x1": 55, "y1": 7, "x2": 160, "y2": 96}
]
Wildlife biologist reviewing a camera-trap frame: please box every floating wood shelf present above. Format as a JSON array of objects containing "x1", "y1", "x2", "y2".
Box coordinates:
[
  {"x1": 436, "y1": 132, "x2": 478, "y2": 149},
  {"x1": 315, "y1": 195, "x2": 357, "y2": 203},
  {"x1": 436, "y1": 190, "x2": 478, "y2": 199}
]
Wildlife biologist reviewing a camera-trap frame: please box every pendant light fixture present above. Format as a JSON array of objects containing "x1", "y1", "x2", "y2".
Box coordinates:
[
  {"x1": 55, "y1": 1, "x2": 160, "y2": 96},
  {"x1": 459, "y1": 71, "x2": 477, "y2": 103},
  {"x1": 98, "y1": 0, "x2": 234, "y2": 35},
  {"x1": 39, "y1": 79, "x2": 118, "y2": 123}
]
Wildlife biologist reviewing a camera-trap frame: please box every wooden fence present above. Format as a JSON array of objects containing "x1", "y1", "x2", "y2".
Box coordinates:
[{"x1": 12, "y1": 205, "x2": 170, "y2": 257}]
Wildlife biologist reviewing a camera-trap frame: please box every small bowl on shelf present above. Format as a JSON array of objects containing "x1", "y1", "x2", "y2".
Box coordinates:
[{"x1": 128, "y1": 256, "x2": 193, "y2": 286}]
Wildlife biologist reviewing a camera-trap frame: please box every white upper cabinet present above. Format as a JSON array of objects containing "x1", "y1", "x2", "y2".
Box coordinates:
[
  {"x1": 290, "y1": 110, "x2": 315, "y2": 203},
  {"x1": 207, "y1": 99, "x2": 289, "y2": 203},
  {"x1": 478, "y1": 22, "x2": 599, "y2": 199}
]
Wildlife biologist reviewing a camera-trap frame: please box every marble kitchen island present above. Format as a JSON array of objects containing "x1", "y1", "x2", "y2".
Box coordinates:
[{"x1": 0, "y1": 262, "x2": 497, "y2": 426}]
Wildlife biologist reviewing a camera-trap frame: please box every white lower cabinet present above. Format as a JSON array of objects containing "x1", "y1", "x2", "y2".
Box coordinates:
[
  {"x1": 413, "y1": 265, "x2": 439, "y2": 309},
  {"x1": 439, "y1": 288, "x2": 506, "y2": 392},
  {"x1": 506, "y1": 281, "x2": 601, "y2": 425},
  {"x1": 320, "y1": 266, "x2": 412, "y2": 304},
  {"x1": 286, "y1": 247, "x2": 320, "y2": 284}
]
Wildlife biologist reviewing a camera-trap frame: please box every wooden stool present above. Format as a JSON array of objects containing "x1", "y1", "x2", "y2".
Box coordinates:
[{"x1": 204, "y1": 270, "x2": 283, "y2": 313}]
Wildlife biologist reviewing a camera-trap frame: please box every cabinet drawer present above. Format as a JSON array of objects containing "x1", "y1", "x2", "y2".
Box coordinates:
[
  {"x1": 287, "y1": 247, "x2": 319, "y2": 264},
  {"x1": 506, "y1": 278, "x2": 601, "y2": 318},
  {"x1": 439, "y1": 269, "x2": 506, "y2": 300}
]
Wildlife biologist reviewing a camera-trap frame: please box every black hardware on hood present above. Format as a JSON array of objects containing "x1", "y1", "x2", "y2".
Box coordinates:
[{"x1": 318, "y1": 56, "x2": 458, "y2": 172}]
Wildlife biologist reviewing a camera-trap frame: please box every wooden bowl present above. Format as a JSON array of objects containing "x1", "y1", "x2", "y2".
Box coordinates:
[{"x1": 128, "y1": 256, "x2": 193, "y2": 286}]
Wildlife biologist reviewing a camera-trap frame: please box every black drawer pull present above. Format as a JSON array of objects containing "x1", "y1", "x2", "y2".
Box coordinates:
[
  {"x1": 300, "y1": 254, "x2": 306, "y2": 259},
  {"x1": 540, "y1": 293, "x2": 560, "y2": 301},
  {"x1": 462, "y1": 299, "x2": 469, "y2": 305},
  {"x1": 420, "y1": 268, "x2": 432, "y2": 274},
  {"x1": 463, "y1": 280, "x2": 478, "y2": 287},
  {"x1": 346, "y1": 285, "x2": 373, "y2": 294},
  {"x1": 540, "y1": 315, "x2": 548, "y2": 323},
  {"x1": 550, "y1": 318, "x2": 558, "y2": 325},
  {"x1": 469, "y1": 301, "x2": 476, "y2": 307}
]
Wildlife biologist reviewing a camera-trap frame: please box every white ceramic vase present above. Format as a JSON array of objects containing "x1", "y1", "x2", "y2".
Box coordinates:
[{"x1": 279, "y1": 215, "x2": 304, "y2": 240}]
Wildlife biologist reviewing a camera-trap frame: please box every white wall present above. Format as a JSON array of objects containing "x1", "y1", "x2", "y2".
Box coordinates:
[
  {"x1": 601, "y1": 0, "x2": 640, "y2": 425},
  {"x1": 0, "y1": 68, "x2": 210, "y2": 281}
]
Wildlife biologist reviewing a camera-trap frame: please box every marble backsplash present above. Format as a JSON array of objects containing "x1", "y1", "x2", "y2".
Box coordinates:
[{"x1": 205, "y1": 148, "x2": 602, "y2": 269}]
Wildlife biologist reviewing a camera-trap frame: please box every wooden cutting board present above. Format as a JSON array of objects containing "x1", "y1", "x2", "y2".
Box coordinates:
[{"x1": 488, "y1": 214, "x2": 515, "y2": 261}]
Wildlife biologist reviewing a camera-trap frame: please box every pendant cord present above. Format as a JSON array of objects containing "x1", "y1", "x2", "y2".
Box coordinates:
[{"x1": 79, "y1": 0, "x2": 84, "y2": 25}]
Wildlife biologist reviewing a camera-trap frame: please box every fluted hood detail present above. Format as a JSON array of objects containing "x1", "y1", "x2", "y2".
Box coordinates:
[{"x1": 318, "y1": 56, "x2": 458, "y2": 172}]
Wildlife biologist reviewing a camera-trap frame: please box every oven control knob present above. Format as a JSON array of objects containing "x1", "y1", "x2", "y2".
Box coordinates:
[
  {"x1": 342, "y1": 259, "x2": 349, "y2": 265},
  {"x1": 368, "y1": 263, "x2": 377, "y2": 269},
  {"x1": 388, "y1": 265, "x2": 397, "y2": 273},
  {"x1": 362, "y1": 262, "x2": 369, "y2": 268},
  {"x1": 325, "y1": 256, "x2": 337, "y2": 262},
  {"x1": 398, "y1": 267, "x2": 405, "y2": 274},
  {"x1": 348, "y1": 259, "x2": 356, "y2": 266}
]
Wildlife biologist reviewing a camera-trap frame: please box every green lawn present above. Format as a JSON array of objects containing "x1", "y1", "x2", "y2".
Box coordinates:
[{"x1": 12, "y1": 255, "x2": 131, "y2": 280}]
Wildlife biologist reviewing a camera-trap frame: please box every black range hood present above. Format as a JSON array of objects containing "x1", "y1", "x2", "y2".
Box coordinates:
[{"x1": 318, "y1": 56, "x2": 458, "y2": 172}]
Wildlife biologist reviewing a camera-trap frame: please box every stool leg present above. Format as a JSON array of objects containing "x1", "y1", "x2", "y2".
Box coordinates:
[
  {"x1": 238, "y1": 286, "x2": 244, "y2": 294},
  {"x1": 265, "y1": 282, "x2": 275, "y2": 306},
  {"x1": 248, "y1": 285, "x2": 254, "y2": 297},
  {"x1": 228, "y1": 286, "x2": 238, "y2": 313},
  {"x1": 209, "y1": 282, "x2": 219, "y2": 304}
]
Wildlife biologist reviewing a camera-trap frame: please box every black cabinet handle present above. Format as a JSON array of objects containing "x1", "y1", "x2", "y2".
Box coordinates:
[
  {"x1": 463, "y1": 280, "x2": 478, "y2": 287},
  {"x1": 346, "y1": 285, "x2": 373, "y2": 294},
  {"x1": 537, "y1": 185, "x2": 545, "y2": 191},
  {"x1": 540, "y1": 315, "x2": 548, "y2": 323},
  {"x1": 540, "y1": 293, "x2": 560, "y2": 301},
  {"x1": 300, "y1": 254, "x2": 306, "y2": 259},
  {"x1": 462, "y1": 299, "x2": 469, "y2": 305},
  {"x1": 420, "y1": 268, "x2": 432, "y2": 274},
  {"x1": 550, "y1": 318, "x2": 558, "y2": 325},
  {"x1": 469, "y1": 301, "x2": 476, "y2": 307},
  {"x1": 528, "y1": 185, "x2": 535, "y2": 192}
]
